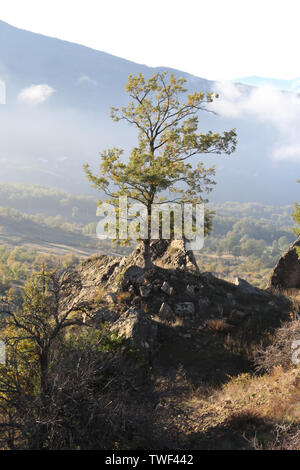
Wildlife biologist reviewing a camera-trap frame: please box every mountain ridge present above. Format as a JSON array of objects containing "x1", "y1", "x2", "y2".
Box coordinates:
[{"x1": 0, "y1": 19, "x2": 299, "y2": 204}]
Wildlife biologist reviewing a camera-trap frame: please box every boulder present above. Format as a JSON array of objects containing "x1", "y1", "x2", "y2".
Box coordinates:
[
  {"x1": 174, "y1": 302, "x2": 195, "y2": 317},
  {"x1": 93, "y1": 307, "x2": 118, "y2": 323},
  {"x1": 161, "y1": 281, "x2": 173, "y2": 295},
  {"x1": 159, "y1": 302, "x2": 175, "y2": 322},
  {"x1": 268, "y1": 236, "x2": 300, "y2": 289},
  {"x1": 234, "y1": 277, "x2": 259, "y2": 295},
  {"x1": 186, "y1": 284, "x2": 200, "y2": 297},
  {"x1": 111, "y1": 307, "x2": 158, "y2": 356},
  {"x1": 154, "y1": 239, "x2": 199, "y2": 273},
  {"x1": 139, "y1": 284, "x2": 152, "y2": 298},
  {"x1": 123, "y1": 266, "x2": 145, "y2": 286}
]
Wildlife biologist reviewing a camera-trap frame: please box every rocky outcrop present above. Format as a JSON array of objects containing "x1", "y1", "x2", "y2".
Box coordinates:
[
  {"x1": 59, "y1": 239, "x2": 293, "y2": 360},
  {"x1": 268, "y1": 236, "x2": 300, "y2": 290},
  {"x1": 111, "y1": 307, "x2": 158, "y2": 357},
  {"x1": 234, "y1": 277, "x2": 261, "y2": 295},
  {"x1": 58, "y1": 239, "x2": 200, "y2": 355},
  {"x1": 60, "y1": 239, "x2": 199, "y2": 306}
]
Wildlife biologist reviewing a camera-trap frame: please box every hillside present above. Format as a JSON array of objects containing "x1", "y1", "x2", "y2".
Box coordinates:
[
  {"x1": 0, "y1": 195, "x2": 299, "y2": 449},
  {"x1": 52, "y1": 238, "x2": 299, "y2": 449},
  {"x1": 0, "y1": 183, "x2": 296, "y2": 289}
]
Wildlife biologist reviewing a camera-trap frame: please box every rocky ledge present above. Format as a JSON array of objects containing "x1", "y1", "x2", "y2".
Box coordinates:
[{"x1": 59, "y1": 239, "x2": 292, "y2": 359}]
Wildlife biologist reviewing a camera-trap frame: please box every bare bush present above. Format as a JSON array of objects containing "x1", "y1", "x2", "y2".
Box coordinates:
[
  {"x1": 0, "y1": 267, "x2": 158, "y2": 450},
  {"x1": 254, "y1": 317, "x2": 300, "y2": 373}
]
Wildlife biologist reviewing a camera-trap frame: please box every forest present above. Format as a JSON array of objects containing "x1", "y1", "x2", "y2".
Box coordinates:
[{"x1": 0, "y1": 183, "x2": 296, "y2": 290}]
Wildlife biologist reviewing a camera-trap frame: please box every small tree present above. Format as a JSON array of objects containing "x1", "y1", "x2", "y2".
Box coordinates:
[
  {"x1": 84, "y1": 71, "x2": 237, "y2": 270},
  {"x1": 0, "y1": 268, "x2": 156, "y2": 450},
  {"x1": 0, "y1": 266, "x2": 84, "y2": 448}
]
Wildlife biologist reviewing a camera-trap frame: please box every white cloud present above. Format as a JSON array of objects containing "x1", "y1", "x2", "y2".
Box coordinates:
[
  {"x1": 273, "y1": 144, "x2": 300, "y2": 162},
  {"x1": 0, "y1": 80, "x2": 6, "y2": 104},
  {"x1": 77, "y1": 75, "x2": 97, "y2": 86},
  {"x1": 212, "y1": 82, "x2": 300, "y2": 162},
  {"x1": 18, "y1": 84, "x2": 55, "y2": 105}
]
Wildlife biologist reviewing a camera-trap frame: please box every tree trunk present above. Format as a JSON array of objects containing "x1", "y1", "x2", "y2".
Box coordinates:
[
  {"x1": 37, "y1": 351, "x2": 49, "y2": 449},
  {"x1": 143, "y1": 204, "x2": 153, "y2": 271},
  {"x1": 40, "y1": 352, "x2": 49, "y2": 400},
  {"x1": 143, "y1": 238, "x2": 151, "y2": 272}
]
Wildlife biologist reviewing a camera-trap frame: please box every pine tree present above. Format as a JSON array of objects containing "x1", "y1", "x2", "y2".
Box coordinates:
[{"x1": 84, "y1": 71, "x2": 237, "y2": 270}]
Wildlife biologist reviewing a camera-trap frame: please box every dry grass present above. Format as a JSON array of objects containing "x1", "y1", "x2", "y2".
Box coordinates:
[
  {"x1": 117, "y1": 291, "x2": 131, "y2": 304},
  {"x1": 205, "y1": 318, "x2": 233, "y2": 333},
  {"x1": 168, "y1": 365, "x2": 300, "y2": 448},
  {"x1": 93, "y1": 287, "x2": 106, "y2": 306}
]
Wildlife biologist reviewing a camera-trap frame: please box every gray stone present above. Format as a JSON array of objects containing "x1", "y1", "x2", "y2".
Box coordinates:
[
  {"x1": 94, "y1": 308, "x2": 118, "y2": 323},
  {"x1": 231, "y1": 309, "x2": 249, "y2": 320},
  {"x1": 111, "y1": 307, "x2": 157, "y2": 356},
  {"x1": 234, "y1": 277, "x2": 259, "y2": 294},
  {"x1": 198, "y1": 297, "x2": 210, "y2": 309},
  {"x1": 161, "y1": 281, "x2": 172, "y2": 295},
  {"x1": 186, "y1": 284, "x2": 199, "y2": 297},
  {"x1": 105, "y1": 292, "x2": 117, "y2": 304},
  {"x1": 159, "y1": 302, "x2": 175, "y2": 322},
  {"x1": 268, "y1": 236, "x2": 300, "y2": 289},
  {"x1": 139, "y1": 284, "x2": 152, "y2": 297},
  {"x1": 124, "y1": 266, "x2": 145, "y2": 285},
  {"x1": 174, "y1": 302, "x2": 195, "y2": 316}
]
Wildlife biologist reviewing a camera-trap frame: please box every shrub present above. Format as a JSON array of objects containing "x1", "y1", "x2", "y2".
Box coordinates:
[{"x1": 254, "y1": 317, "x2": 300, "y2": 373}]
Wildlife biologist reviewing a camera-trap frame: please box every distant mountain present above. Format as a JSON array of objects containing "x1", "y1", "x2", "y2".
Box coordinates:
[
  {"x1": 233, "y1": 76, "x2": 300, "y2": 92},
  {"x1": 0, "y1": 20, "x2": 299, "y2": 205}
]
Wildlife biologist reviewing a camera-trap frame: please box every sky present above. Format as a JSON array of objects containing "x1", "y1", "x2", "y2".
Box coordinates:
[{"x1": 1, "y1": 0, "x2": 300, "y2": 81}]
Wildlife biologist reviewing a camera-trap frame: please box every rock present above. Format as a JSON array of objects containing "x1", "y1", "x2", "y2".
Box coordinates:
[
  {"x1": 139, "y1": 284, "x2": 152, "y2": 298},
  {"x1": 105, "y1": 292, "x2": 117, "y2": 304},
  {"x1": 128, "y1": 285, "x2": 135, "y2": 295},
  {"x1": 124, "y1": 266, "x2": 145, "y2": 286},
  {"x1": 161, "y1": 281, "x2": 172, "y2": 295},
  {"x1": 198, "y1": 297, "x2": 210, "y2": 309},
  {"x1": 94, "y1": 308, "x2": 118, "y2": 323},
  {"x1": 186, "y1": 284, "x2": 199, "y2": 297},
  {"x1": 153, "y1": 239, "x2": 199, "y2": 273},
  {"x1": 234, "y1": 277, "x2": 259, "y2": 295},
  {"x1": 132, "y1": 296, "x2": 141, "y2": 306},
  {"x1": 231, "y1": 309, "x2": 249, "y2": 320},
  {"x1": 59, "y1": 238, "x2": 200, "y2": 307},
  {"x1": 159, "y1": 302, "x2": 175, "y2": 322},
  {"x1": 174, "y1": 302, "x2": 195, "y2": 317},
  {"x1": 111, "y1": 307, "x2": 157, "y2": 357},
  {"x1": 268, "y1": 236, "x2": 300, "y2": 289}
]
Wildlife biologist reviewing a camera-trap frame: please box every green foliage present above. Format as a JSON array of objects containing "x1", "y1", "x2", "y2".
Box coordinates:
[
  {"x1": 0, "y1": 265, "x2": 150, "y2": 449},
  {"x1": 0, "y1": 183, "x2": 96, "y2": 224},
  {"x1": 196, "y1": 202, "x2": 296, "y2": 287},
  {"x1": 84, "y1": 71, "x2": 237, "y2": 267}
]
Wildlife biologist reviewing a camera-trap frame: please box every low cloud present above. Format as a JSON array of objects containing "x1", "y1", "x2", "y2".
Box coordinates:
[
  {"x1": 77, "y1": 75, "x2": 97, "y2": 86},
  {"x1": 0, "y1": 79, "x2": 5, "y2": 104},
  {"x1": 212, "y1": 82, "x2": 300, "y2": 162},
  {"x1": 18, "y1": 84, "x2": 55, "y2": 105}
]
